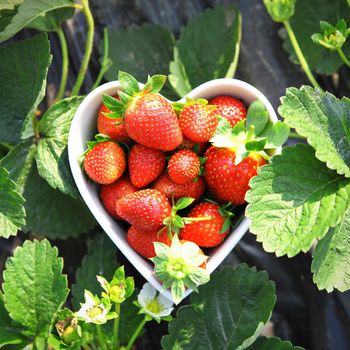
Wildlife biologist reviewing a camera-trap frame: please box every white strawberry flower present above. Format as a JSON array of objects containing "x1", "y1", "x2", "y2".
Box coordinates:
[
  {"x1": 151, "y1": 235, "x2": 210, "y2": 304},
  {"x1": 75, "y1": 290, "x2": 117, "y2": 324},
  {"x1": 137, "y1": 283, "x2": 174, "y2": 322}
]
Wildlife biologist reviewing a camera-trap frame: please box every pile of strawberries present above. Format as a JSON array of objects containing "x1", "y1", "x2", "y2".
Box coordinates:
[{"x1": 83, "y1": 72, "x2": 268, "y2": 260}]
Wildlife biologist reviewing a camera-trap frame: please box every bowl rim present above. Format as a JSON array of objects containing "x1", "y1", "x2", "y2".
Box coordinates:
[{"x1": 68, "y1": 78, "x2": 279, "y2": 302}]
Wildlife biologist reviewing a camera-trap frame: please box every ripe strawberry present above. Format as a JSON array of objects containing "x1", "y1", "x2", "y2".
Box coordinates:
[
  {"x1": 209, "y1": 95, "x2": 247, "y2": 127},
  {"x1": 100, "y1": 176, "x2": 137, "y2": 219},
  {"x1": 124, "y1": 92, "x2": 182, "y2": 151},
  {"x1": 127, "y1": 226, "x2": 172, "y2": 259},
  {"x1": 128, "y1": 144, "x2": 166, "y2": 187},
  {"x1": 104, "y1": 72, "x2": 183, "y2": 151},
  {"x1": 179, "y1": 101, "x2": 218, "y2": 142},
  {"x1": 204, "y1": 146, "x2": 266, "y2": 205},
  {"x1": 116, "y1": 189, "x2": 171, "y2": 233},
  {"x1": 168, "y1": 150, "x2": 200, "y2": 184},
  {"x1": 152, "y1": 173, "x2": 205, "y2": 203},
  {"x1": 180, "y1": 202, "x2": 231, "y2": 248},
  {"x1": 84, "y1": 140, "x2": 126, "y2": 184},
  {"x1": 97, "y1": 95, "x2": 129, "y2": 142}
]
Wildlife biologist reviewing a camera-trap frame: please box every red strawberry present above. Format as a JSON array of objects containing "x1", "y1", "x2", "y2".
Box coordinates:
[
  {"x1": 128, "y1": 144, "x2": 166, "y2": 188},
  {"x1": 100, "y1": 176, "x2": 137, "y2": 219},
  {"x1": 204, "y1": 146, "x2": 266, "y2": 205},
  {"x1": 127, "y1": 226, "x2": 172, "y2": 259},
  {"x1": 152, "y1": 173, "x2": 205, "y2": 203},
  {"x1": 179, "y1": 102, "x2": 218, "y2": 142},
  {"x1": 124, "y1": 93, "x2": 183, "y2": 151},
  {"x1": 168, "y1": 150, "x2": 200, "y2": 184},
  {"x1": 116, "y1": 189, "x2": 171, "y2": 233},
  {"x1": 97, "y1": 95, "x2": 129, "y2": 142},
  {"x1": 209, "y1": 96, "x2": 247, "y2": 128},
  {"x1": 180, "y1": 202, "x2": 230, "y2": 248},
  {"x1": 84, "y1": 141, "x2": 126, "y2": 184}
]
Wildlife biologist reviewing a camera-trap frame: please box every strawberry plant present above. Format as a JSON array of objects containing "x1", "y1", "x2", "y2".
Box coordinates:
[{"x1": 2, "y1": 0, "x2": 347, "y2": 348}]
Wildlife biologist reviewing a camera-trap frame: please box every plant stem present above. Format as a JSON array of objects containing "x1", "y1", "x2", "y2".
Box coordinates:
[
  {"x1": 32, "y1": 114, "x2": 40, "y2": 141},
  {"x1": 96, "y1": 325, "x2": 107, "y2": 350},
  {"x1": 92, "y1": 27, "x2": 112, "y2": 90},
  {"x1": 55, "y1": 27, "x2": 69, "y2": 101},
  {"x1": 113, "y1": 303, "x2": 121, "y2": 349},
  {"x1": 337, "y1": 47, "x2": 350, "y2": 69},
  {"x1": 71, "y1": 0, "x2": 94, "y2": 96},
  {"x1": 125, "y1": 318, "x2": 147, "y2": 350},
  {"x1": 283, "y1": 20, "x2": 323, "y2": 91},
  {"x1": 289, "y1": 131, "x2": 306, "y2": 140}
]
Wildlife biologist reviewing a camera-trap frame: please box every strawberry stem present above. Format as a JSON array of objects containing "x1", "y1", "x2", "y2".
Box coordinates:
[{"x1": 71, "y1": 0, "x2": 94, "y2": 96}]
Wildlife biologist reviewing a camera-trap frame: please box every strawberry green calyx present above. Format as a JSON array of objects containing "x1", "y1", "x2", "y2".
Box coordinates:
[
  {"x1": 162, "y1": 197, "x2": 213, "y2": 237},
  {"x1": 97, "y1": 266, "x2": 134, "y2": 304},
  {"x1": 85, "y1": 133, "x2": 111, "y2": 150},
  {"x1": 79, "y1": 133, "x2": 111, "y2": 163},
  {"x1": 206, "y1": 200, "x2": 235, "y2": 234},
  {"x1": 151, "y1": 235, "x2": 209, "y2": 304},
  {"x1": 210, "y1": 100, "x2": 289, "y2": 165},
  {"x1": 101, "y1": 71, "x2": 167, "y2": 120},
  {"x1": 172, "y1": 98, "x2": 215, "y2": 115}
]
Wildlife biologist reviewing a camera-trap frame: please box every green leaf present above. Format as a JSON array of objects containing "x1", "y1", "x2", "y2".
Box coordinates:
[
  {"x1": 162, "y1": 265, "x2": 276, "y2": 350},
  {"x1": 311, "y1": 206, "x2": 350, "y2": 292},
  {"x1": 105, "y1": 24, "x2": 175, "y2": 97},
  {"x1": 170, "y1": 5, "x2": 241, "y2": 95},
  {"x1": 0, "y1": 0, "x2": 74, "y2": 42},
  {"x1": 247, "y1": 336, "x2": 304, "y2": 350},
  {"x1": 0, "y1": 296, "x2": 26, "y2": 347},
  {"x1": 0, "y1": 167, "x2": 25, "y2": 238},
  {"x1": 36, "y1": 97, "x2": 84, "y2": 198},
  {"x1": 259, "y1": 121, "x2": 290, "y2": 149},
  {"x1": 26, "y1": 7, "x2": 74, "y2": 32},
  {"x1": 246, "y1": 100, "x2": 269, "y2": 135},
  {"x1": 22, "y1": 162, "x2": 96, "y2": 239},
  {"x1": 246, "y1": 144, "x2": 350, "y2": 257},
  {"x1": 0, "y1": 33, "x2": 51, "y2": 144},
  {"x1": 282, "y1": 0, "x2": 350, "y2": 74},
  {"x1": 2, "y1": 239, "x2": 68, "y2": 339},
  {"x1": 72, "y1": 234, "x2": 117, "y2": 309},
  {"x1": 279, "y1": 86, "x2": 350, "y2": 177},
  {"x1": 0, "y1": 1, "x2": 22, "y2": 33},
  {"x1": 0, "y1": 140, "x2": 36, "y2": 193},
  {"x1": 168, "y1": 47, "x2": 192, "y2": 97}
]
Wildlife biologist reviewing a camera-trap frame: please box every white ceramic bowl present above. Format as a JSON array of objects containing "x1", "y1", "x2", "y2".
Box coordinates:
[{"x1": 68, "y1": 78, "x2": 278, "y2": 302}]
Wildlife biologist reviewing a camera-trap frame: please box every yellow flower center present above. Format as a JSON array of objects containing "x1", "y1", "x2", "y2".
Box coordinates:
[
  {"x1": 87, "y1": 306, "x2": 103, "y2": 319},
  {"x1": 167, "y1": 257, "x2": 188, "y2": 279},
  {"x1": 110, "y1": 284, "x2": 125, "y2": 300},
  {"x1": 145, "y1": 299, "x2": 163, "y2": 314}
]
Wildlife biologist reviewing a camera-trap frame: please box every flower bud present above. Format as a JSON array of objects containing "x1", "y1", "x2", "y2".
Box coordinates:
[
  {"x1": 263, "y1": 0, "x2": 296, "y2": 22},
  {"x1": 311, "y1": 20, "x2": 350, "y2": 51}
]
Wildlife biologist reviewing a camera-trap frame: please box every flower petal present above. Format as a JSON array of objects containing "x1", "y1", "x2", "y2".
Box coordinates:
[
  {"x1": 96, "y1": 275, "x2": 109, "y2": 293},
  {"x1": 156, "y1": 293, "x2": 174, "y2": 310},
  {"x1": 138, "y1": 282, "x2": 157, "y2": 306},
  {"x1": 84, "y1": 290, "x2": 96, "y2": 307}
]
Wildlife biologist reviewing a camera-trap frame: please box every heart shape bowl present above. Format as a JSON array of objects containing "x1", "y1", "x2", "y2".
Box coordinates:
[{"x1": 68, "y1": 78, "x2": 279, "y2": 302}]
